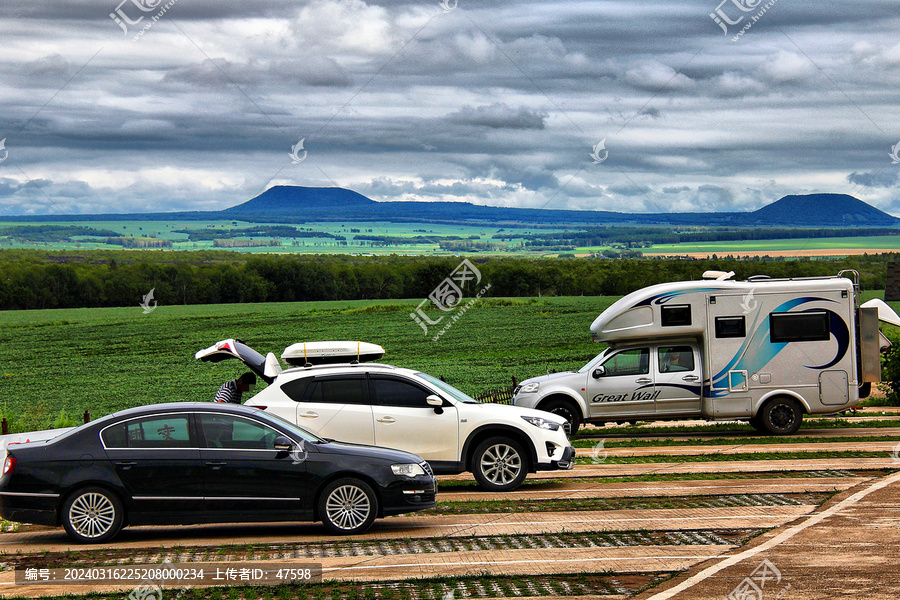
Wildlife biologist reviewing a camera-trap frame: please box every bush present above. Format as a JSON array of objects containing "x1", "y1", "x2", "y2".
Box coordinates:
[
  {"x1": 52, "y1": 408, "x2": 79, "y2": 429},
  {"x1": 881, "y1": 329, "x2": 900, "y2": 406}
]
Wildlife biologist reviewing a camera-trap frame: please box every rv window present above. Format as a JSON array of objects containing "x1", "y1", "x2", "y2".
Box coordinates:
[
  {"x1": 600, "y1": 348, "x2": 650, "y2": 377},
  {"x1": 715, "y1": 316, "x2": 746, "y2": 338},
  {"x1": 769, "y1": 311, "x2": 830, "y2": 343},
  {"x1": 658, "y1": 346, "x2": 695, "y2": 373},
  {"x1": 661, "y1": 304, "x2": 691, "y2": 327}
]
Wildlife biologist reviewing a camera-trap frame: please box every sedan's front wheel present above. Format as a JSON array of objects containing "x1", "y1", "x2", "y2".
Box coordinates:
[
  {"x1": 61, "y1": 487, "x2": 124, "y2": 543},
  {"x1": 472, "y1": 437, "x2": 529, "y2": 492},
  {"x1": 319, "y1": 478, "x2": 378, "y2": 535}
]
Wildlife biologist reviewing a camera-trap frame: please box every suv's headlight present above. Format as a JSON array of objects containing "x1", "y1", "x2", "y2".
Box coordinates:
[
  {"x1": 521, "y1": 415, "x2": 560, "y2": 431},
  {"x1": 518, "y1": 382, "x2": 540, "y2": 394},
  {"x1": 391, "y1": 463, "x2": 426, "y2": 477}
]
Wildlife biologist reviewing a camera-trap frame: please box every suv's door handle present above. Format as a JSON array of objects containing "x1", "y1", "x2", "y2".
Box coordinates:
[
  {"x1": 376, "y1": 416, "x2": 396, "y2": 424},
  {"x1": 205, "y1": 461, "x2": 227, "y2": 470},
  {"x1": 682, "y1": 375, "x2": 700, "y2": 382},
  {"x1": 299, "y1": 411, "x2": 319, "y2": 419},
  {"x1": 635, "y1": 378, "x2": 652, "y2": 385},
  {"x1": 114, "y1": 461, "x2": 137, "y2": 470}
]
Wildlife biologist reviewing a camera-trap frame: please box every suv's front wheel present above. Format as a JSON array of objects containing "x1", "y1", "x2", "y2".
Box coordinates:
[{"x1": 472, "y1": 437, "x2": 529, "y2": 492}]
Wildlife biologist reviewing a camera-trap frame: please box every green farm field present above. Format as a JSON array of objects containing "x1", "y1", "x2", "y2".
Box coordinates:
[
  {"x1": 641, "y1": 235, "x2": 900, "y2": 255},
  {"x1": 0, "y1": 297, "x2": 608, "y2": 432},
  {"x1": 0, "y1": 220, "x2": 557, "y2": 256},
  {"x1": 2, "y1": 291, "x2": 894, "y2": 433}
]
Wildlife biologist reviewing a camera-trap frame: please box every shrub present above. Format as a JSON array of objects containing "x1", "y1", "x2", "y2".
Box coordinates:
[{"x1": 880, "y1": 329, "x2": 900, "y2": 406}]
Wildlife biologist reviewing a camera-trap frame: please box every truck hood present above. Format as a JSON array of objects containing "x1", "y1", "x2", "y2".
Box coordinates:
[{"x1": 518, "y1": 371, "x2": 580, "y2": 387}]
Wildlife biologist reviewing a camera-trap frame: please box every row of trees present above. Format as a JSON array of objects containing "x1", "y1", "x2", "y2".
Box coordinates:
[{"x1": 0, "y1": 249, "x2": 894, "y2": 311}]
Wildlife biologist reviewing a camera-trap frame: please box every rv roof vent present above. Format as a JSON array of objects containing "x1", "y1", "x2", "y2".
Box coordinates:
[
  {"x1": 702, "y1": 270, "x2": 735, "y2": 281},
  {"x1": 747, "y1": 275, "x2": 772, "y2": 282}
]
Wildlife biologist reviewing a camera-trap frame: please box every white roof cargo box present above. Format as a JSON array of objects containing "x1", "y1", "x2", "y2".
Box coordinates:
[{"x1": 281, "y1": 341, "x2": 385, "y2": 366}]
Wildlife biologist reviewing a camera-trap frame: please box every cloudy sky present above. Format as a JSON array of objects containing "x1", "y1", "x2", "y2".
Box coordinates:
[{"x1": 1, "y1": 0, "x2": 899, "y2": 216}]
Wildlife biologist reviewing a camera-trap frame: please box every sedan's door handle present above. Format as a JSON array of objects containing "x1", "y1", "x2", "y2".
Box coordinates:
[
  {"x1": 114, "y1": 461, "x2": 137, "y2": 470},
  {"x1": 376, "y1": 416, "x2": 396, "y2": 424},
  {"x1": 299, "y1": 411, "x2": 319, "y2": 419},
  {"x1": 635, "y1": 378, "x2": 652, "y2": 385},
  {"x1": 205, "y1": 461, "x2": 227, "y2": 470},
  {"x1": 682, "y1": 375, "x2": 700, "y2": 382}
]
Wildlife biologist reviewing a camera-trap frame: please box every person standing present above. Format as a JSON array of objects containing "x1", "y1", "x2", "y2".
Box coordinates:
[{"x1": 214, "y1": 372, "x2": 256, "y2": 404}]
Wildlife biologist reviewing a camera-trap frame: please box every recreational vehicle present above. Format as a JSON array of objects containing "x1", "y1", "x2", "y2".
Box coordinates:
[{"x1": 513, "y1": 270, "x2": 899, "y2": 435}]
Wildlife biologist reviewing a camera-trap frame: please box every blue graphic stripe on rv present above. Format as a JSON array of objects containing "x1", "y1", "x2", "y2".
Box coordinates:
[
  {"x1": 632, "y1": 287, "x2": 725, "y2": 307},
  {"x1": 712, "y1": 297, "x2": 846, "y2": 388}
]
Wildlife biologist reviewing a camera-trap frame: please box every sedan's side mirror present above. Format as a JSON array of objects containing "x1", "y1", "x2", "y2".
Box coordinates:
[
  {"x1": 592, "y1": 366, "x2": 606, "y2": 379},
  {"x1": 273, "y1": 436, "x2": 293, "y2": 452},
  {"x1": 426, "y1": 394, "x2": 444, "y2": 414}
]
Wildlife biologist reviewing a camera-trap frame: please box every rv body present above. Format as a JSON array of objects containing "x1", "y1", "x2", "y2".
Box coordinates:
[{"x1": 512, "y1": 272, "x2": 896, "y2": 435}]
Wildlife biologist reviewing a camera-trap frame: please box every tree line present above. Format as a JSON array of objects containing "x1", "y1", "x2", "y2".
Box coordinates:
[{"x1": 0, "y1": 249, "x2": 893, "y2": 310}]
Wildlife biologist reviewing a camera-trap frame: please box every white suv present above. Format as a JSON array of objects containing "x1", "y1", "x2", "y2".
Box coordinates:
[{"x1": 197, "y1": 340, "x2": 574, "y2": 492}]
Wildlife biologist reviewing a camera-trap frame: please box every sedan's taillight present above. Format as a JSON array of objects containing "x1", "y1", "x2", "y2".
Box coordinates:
[
  {"x1": 246, "y1": 405, "x2": 266, "y2": 411},
  {"x1": 2, "y1": 457, "x2": 16, "y2": 475}
]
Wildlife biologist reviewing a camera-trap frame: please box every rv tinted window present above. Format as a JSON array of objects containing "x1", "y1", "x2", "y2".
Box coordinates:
[
  {"x1": 661, "y1": 304, "x2": 691, "y2": 327},
  {"x1": 715, "y1": 316, "x2": 746, "y2": 338},
  {"x1": 769, "y1": 311, "x2": 830, "y2": 343}
]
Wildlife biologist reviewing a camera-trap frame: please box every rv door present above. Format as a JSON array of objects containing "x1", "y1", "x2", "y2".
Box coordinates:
[
  {"x1": 585, "y1": 347, "x2": 657, "y2": 416},
  {"x1": 654, "y1": 344, "x2": 702, "y2": 415}
]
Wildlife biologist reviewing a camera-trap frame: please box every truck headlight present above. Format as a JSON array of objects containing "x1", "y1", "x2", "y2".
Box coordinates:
[
  {"x1": 519, "y1": 382, "x2": 540, "y2": 394},
  {"x1": 521, "y1": 416, "x2": 560, "y2": 431},
  {"x1": 391, "y1": 463, "x2": 426, "y2": 477}
]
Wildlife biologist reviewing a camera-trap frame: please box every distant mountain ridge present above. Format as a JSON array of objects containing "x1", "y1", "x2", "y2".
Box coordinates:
[
  {"x1": 4, "y1": 186, "x2": 898, "y2": 228},
  {"x1": 746, "y1": 193, "x2": 895, "y2": 226},
  {"x1": 222, "y1": 186, "x2": 898, "y2": 228}
]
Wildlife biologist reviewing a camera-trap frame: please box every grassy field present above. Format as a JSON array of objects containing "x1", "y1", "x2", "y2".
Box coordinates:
[
  {"x1": 0, "y1": 220, "x2": 558, "y2": 255},
  {"x1": 0, "y1": 296, "x2": 609, "y2": 431},
  {"x1": 642, "y1": 235, "x2": 900, "y2": 255},
  {"x1": 1, "y1": 291, "x2": 894, "y2": 433},
  {"x1": 4, "y1": 220, "x2": 897, "y2": 258}
]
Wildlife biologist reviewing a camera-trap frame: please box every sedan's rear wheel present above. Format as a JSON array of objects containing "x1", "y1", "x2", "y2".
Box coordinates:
[
  {"x1": 61, "y1": 487, "x2": 124, "y2": 543},
  {"x1": 319, "y1": 478, "x2": 378, "y2": 535},
  {"x1": 472, "y1": 437, "x2": 529, "y2": 492}
]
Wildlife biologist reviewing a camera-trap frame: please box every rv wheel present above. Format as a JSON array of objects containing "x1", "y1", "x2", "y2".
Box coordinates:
[
  {"x1": 760, "y1": 397, "x2": 802, "y2": 435},
  {"x1": 748, "y1": 415, "x2": 766, "y2": 433}
]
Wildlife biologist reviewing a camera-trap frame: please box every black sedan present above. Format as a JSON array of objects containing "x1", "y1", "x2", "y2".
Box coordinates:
[{"x1": 0, "y1": 403, "x2": 436, "y2": 542}]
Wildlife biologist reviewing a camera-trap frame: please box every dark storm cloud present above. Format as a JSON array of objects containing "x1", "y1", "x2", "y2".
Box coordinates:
[{"x1": 0, "y1": 0, "x2": 898, "y2": 215}]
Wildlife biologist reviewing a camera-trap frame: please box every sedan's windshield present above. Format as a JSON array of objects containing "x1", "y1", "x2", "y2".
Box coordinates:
[
  {"x1": 257, "y1": 410, "x2": 326, "y2": 443},
  {"x1": 578, "y1": 348, "x2": 611, "y2": 373},
  {"x1": 414, "y1": 372, "x2": 479, "y2": 404}
]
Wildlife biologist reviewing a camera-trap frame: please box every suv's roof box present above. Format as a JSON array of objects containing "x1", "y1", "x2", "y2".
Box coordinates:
[
  {"x1": 282, "y1": 341, "x2": 385, "y2": 367},
  {"x1": 701, "y1": 270, "x2": 734, "y2": 281}
]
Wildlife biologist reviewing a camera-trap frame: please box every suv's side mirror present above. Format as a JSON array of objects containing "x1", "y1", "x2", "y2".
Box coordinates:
[
  {"x1": 426, "y1": 395, "x2": 444, "y2": 414},
  {"x1": 273, "y1": 436, "x2": 293, "y2": 452},
  {"x1": 592, "y1": 366, "x2": 606, "y2": 379}
]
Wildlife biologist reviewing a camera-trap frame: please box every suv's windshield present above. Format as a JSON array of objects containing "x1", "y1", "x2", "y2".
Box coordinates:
[
  {"x1": 414, "y1": 372, "x2": 479, "y2": 404},
  {"x1": 578, "y1": 348, "x2": 610, "y2": 373}
]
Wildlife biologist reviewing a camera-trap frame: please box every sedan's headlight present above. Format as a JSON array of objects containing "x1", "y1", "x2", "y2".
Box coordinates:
[
  {"x1": 518, "y1": 382, "x2": 540, "y2": 394},
  {"x1": 521, "y1": 415, "x2": 560, "y2": 431},
  {"x1": 391, "y1": 463, "x2": 427, "y2": 477}
]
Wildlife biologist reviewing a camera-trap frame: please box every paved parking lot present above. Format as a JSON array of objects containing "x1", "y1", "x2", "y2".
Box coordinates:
[{"x1": 1, "y1": 428, "x2": 898, "y2": 599}]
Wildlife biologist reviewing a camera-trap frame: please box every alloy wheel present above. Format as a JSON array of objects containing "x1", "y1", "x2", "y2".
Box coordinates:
[{"x1": 325, "y1": 484, "x2": 372, "y2": 531}]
